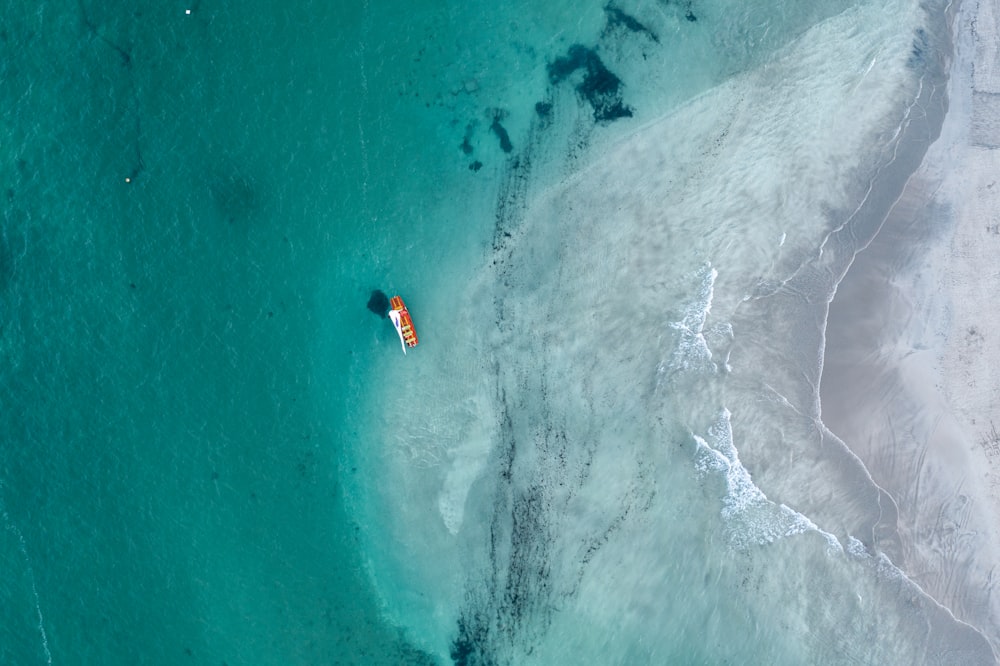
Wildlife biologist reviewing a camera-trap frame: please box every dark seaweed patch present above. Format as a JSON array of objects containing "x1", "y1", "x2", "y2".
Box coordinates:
[
  {"x1": 469, "y1": 160, "x2": 483, "y2": 172},
  {"x1": 451, "y1": 616, "x2": 495, "y2": 666},
  {"x1": 450, "y1": 388, "x2": 556, "y2": 664},
  {"x1": 603, "y1": 5, "x2": 659, "y2": 43},
  {"x1": 455, "y1": 102, "x2": 661, "y2": 662},
  {"x1": 491, "y1": 149, "x2": 533, "y2": 254},
  {"x1": 547, "y1": 45, "x2": 633, "y2": 123},
  {"x1": 490, "y1": 111, "x2": 514, "y2": 153}
]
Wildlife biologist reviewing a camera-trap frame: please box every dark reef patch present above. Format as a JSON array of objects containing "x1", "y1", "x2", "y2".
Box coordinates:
[
  {"x1": 534, "y1": 100, "x2": 554, "y2": 131},
  {"x1": 490, "y1": 110, "x2": 514, "y2": 153},
  {"x1": 366, "y1": 289, "x2": 389, "y2": 318},
  {"x1": 660, "y1": 0, "x2": 698, "y2": 22},
  {"x1": 547, "y1": 45, "x2": 633, "y2": 123},
  {"x1": 603, "y1": 5, "x2": 659, "y2": 43},
  {"x1": 460, "y1": 122, "x2": 476, "y2": 155},
  {"x1": 470, "y1": 160, "x2": 483, "y2": 172},
  {"x1": 908, "y1": 27, "x2": 928, "y2": 69}
]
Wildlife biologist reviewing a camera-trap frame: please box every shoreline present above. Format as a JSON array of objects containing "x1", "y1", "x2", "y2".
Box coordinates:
[{"x1": 820, "y1": 0, "x2": 1000, "y2": 652}]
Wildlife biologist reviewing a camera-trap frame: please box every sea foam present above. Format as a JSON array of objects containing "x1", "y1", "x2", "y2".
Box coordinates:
[{"x1": 694, "y1": 409, "x2": 842, "y2": 552}]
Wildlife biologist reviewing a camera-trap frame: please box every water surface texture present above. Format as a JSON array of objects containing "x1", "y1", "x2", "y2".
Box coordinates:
[{"x1": 2, "y1": 0, "x2": 994, "y2": 664}]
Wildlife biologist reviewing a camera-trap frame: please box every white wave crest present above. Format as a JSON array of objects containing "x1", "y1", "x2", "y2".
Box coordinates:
[
  {"x1": 667, "y1": 263, "x2": 719, "y2": 374},
  {"x1": 694, "y1": 409, "x2": 841, "y2": 552}
]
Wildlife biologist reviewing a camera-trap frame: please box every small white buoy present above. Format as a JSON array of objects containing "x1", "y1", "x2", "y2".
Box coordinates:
[
  {"x1": 125, "y1": 177, "x2": 131, "y2": 183},
  {"x1": 185, "y1": 9, "x2": 191, "y2": 15}
]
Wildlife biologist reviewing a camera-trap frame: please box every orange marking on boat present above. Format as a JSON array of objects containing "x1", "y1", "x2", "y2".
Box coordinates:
[{"x1": 390, "y1": 295, "x2": 419, "y2": 348}]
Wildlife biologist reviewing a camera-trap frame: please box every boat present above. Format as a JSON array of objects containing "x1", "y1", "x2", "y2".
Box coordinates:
[{"x1": 388, "y1": 295, "x2": 419, "y2": 354}]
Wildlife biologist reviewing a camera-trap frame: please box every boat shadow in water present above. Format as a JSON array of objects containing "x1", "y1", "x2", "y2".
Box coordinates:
[{"x1": 367, "y1": 289, "x2": 389, "y2": 318}]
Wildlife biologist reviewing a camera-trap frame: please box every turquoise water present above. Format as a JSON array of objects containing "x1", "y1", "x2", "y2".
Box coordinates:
[{"x1": 2, "y1": 0, "x2": 996, "y2": 664}]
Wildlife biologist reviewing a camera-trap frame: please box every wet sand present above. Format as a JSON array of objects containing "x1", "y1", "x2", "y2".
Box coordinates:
[{"x1": 821, "y1": 0, "x2": 1000, "y2": 653}]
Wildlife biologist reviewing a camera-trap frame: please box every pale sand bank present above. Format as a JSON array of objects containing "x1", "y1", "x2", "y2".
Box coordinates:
[{"x1": 822, "y1": 0, "x2": 1000, "y2": 653}]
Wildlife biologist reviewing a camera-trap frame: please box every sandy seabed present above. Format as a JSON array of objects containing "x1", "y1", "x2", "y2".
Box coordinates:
[{"x1": 822, "y1": 0, "x2": 1000, "y2": 655}]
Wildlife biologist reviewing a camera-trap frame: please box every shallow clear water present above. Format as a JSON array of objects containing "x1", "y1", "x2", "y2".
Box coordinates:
[{"x1": 1, "y1": 0, "x2": 995, "y2": 664}]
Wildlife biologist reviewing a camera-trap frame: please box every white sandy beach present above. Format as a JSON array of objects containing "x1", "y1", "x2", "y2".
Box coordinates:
[
  {"x1": 822, "y1": 0, "x2": 1000, "y2": 654},
  {"x1": 937, "y1": 0, "x2": 1000, "y2": 504}
]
